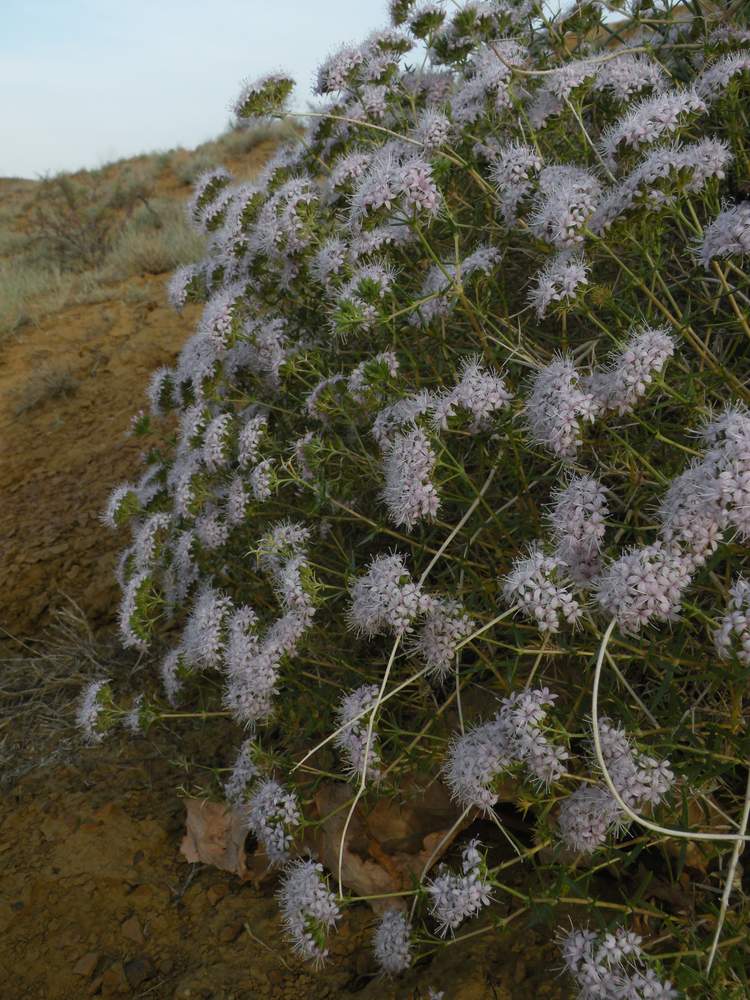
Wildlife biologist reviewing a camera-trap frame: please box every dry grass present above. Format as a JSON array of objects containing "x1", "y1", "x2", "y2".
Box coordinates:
[
  {"x1": 103, "y1": 198, "x2": 205, "y2": 278},
  {"x1": 10, "y1": 364, "x2": 80, "y2": 416},
  {"x1": 0, "y1": 598, "x2": 137, "y2": 788}
]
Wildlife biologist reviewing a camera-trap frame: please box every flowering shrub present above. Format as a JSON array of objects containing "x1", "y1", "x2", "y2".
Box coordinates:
[{"x1": 84, "y1": 0, "x2": 750, "y2": 993}]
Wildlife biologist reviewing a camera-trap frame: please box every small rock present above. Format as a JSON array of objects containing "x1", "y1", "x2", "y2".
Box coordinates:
[
  {"x1": 218, "y1": 922, "x2": 243, "y2": 943},
  {"x1": 121, "y1": 915, "x2": 145, "y2": 944},
  {"x1": 87, "y1": 975, "x2": 103, "y2": 996},
  {"x1": 124, "y1": 956, "x2": 156, "y2": 989},
  {"x1": 206, "y1": 884, "x2": 228, "y2": 906},
  {"x1": 100, "y1": 962, "x2": 128, "y2": 996},
  {"x1": 73, "y1": 952, "x2": 100, "y2": 978}
]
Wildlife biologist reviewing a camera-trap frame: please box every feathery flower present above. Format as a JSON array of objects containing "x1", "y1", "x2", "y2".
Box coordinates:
[
  {"x1": 233, "y1": 73, "x2": 295, "y2": 119},
  {"x1": 381, "y1": 426, "x2": 440, "y2": 528},
  {"x1": 586, "y1": 325, "x2": 675, "y2": 416},
  {"x1": 347, "y1": 552, "x2": 430, "y2": 636},
  {"x1": 592, "y1": 53, "x2": 665, "y2": 102},
  {"x1": 278, "y1": 859, "x2": 341, "y2": 965},
  {"x1": 426, "y1": 839, "x2": 492, "y2": 936},
  {"x1": 181, "y1": 586, "x2": 234, "y2": 669},
  {"x1": 334, "y1": 684, "x2": 383, "y2": 781},
  {"x1": 410, "y1": 597, "x2": 474, "y2": 678},
  {"x1": 489, "y1": 140, "x2": 543, "y2": 223},
  {"x1": 559, "y1": 923, "x2": 679, "y2": 999},
  {"x1": 714, "y1": 576, "x2": 750, "y2": 666},
  {"x1": 246, "y1": 778, "x2": 301, "y2": 864},
  {"x1": 373, "y1": 909, "x2": 412, "y2": 976},
  {"x1": 528, "y1": 251, "x2": 589, "y2": 318},
  {"x1": 696, "y1": 50, "x2": 750, "y2": 104},
  {"x1": 444, "y1": 687, "x2": 568, "y2": 810},
  {"x1": 698, "y1": 201, "x2": 750, "y2": 269},
  {"x1": 549, "y1": 475, "x2": 608, "y2": 584},
  {"x1": 503, "y1": 544, "x2": 582, "y2": 633},
  {"x1": 523, "y1": 356, "x2": 597, "y2": 458},
  {"x1": 529, "y1": 166, "x2": 601, "y2": 247},
  {"x1": 594, "y1": 542, "x2": 693, "y2": 633},
  {"x1": 223, "y1": 738, "x2": 259, "y2": 805},
  {"x1": 600, "y1": 88, "x2": 706, "y2": 168},
  {"x1": 76, "y1": 679, "x2": 112, "y2": 744}
]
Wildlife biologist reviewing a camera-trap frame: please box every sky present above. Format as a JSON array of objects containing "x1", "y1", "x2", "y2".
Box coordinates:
[{"x1": 1, "y1": 0, "x2": 388, "y2": 179}]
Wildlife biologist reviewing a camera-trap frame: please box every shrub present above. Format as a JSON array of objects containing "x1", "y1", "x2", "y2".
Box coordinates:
[
  {"x1": 92, "y1": 2, "x2": 750, "y2": 994},
  {"x1": 104, "y1": 198, "x2": 205, "y2": 277}
]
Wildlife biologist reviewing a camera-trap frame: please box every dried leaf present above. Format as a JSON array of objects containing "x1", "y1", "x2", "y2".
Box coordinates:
[{"x1": 179, "y1": 798, "x2": 248, "y2": 878}]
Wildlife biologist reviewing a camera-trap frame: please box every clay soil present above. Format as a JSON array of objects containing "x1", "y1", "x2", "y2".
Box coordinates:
[{"x1": 0, "y1": 151, "x2": 569, "y2": 999}]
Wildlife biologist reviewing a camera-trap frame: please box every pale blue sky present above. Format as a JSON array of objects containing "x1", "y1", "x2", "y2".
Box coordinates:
[{"x1": 1, "y1": 0, "x2": 388, "y2": 178}]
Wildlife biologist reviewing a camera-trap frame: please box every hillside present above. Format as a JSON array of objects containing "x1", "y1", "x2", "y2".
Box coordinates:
[{"x1": 0, "y1": 133, "x2": 278, "y2": 645}]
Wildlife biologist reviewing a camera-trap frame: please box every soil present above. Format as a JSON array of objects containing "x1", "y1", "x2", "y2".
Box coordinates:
[
  {"x1": 0, "y1": 731, "x2": 567, "y2": 999},
  {"x1": 0, "y1": 149, "x2": 569, "y2": 999}
]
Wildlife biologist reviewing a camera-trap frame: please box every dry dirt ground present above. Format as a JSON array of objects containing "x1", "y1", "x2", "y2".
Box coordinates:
[{"x1": 0, "y1": 150, "x2": 569, "y2": 999}]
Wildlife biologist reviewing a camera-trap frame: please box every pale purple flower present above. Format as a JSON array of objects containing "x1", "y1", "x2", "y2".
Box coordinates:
[
  {"x1": 657, "y1": 461, "x2": 722, "y2": 567},
  {"x1": 373, "y1": 909, "x2": 412, "y2": 976},
  {"x1": 278, "y1": 859, "x2": 341, "y2": 965},
  {"x1": 528, "y1": 60, "x2": 599, "y2": 127},
  {"x1": 585, "y1": 325, "x2": 675, "y2": 416},
  {"x1": 117, "y1": 570, "x2": 152, "y2": 651},
  {"x1": 714, "y1": 576, "x2": 750, "y2": 666},
  {"x1": 181, "y1": 586, "x2": 234, "y2": 669},
  {"x1": 528, "y1": 251, "x2": 589, "y2": 318},
  {"x1": 410, "y1": 597, "x2": 474, "y2": 679},
  {"x1": 76, "y1": 679, "x2": 112, "y2": 744},
  {"x1": 594, "y1": 542, "x2": 693, "y2": 634},
  {"x1": 194, "y1": 509, "x2": 229, "y2": 550},
  {"x1": 696, "y1": 51, "x2": 750, "y2": 104},
  {"x1": 698, "y1": 201, "x2": 750, "y2": 269},
  {"x1": 311, "y1": 237, "x2": 347, "y2": 286},
  {"x1": 246, "y1": 778, "x2": 301, "y2": 865},
  {"x1": 315, "y1": 44, "x2": 365, "y2": 94},
  {"x1": 559, "y1": 924, "x2": 679, "y2": 999},
  {"x1": 550, "y1": 475, "x2": 608, "y2": 584},
  {"x1": 372, "y1": 390, "x2": 435, "y2": 449},
  {"x1": 167, "y1": 264, "x2": 199, "y2": 311},
  {"x1": 226, "y1": 475, "x2": 250, "y2": 526},
  {"x1": 187, "y1": 167, "x2": 232, "y2": 224},
  {"x1": 523, "y1": 356, "x2": 598, "y2": 458},
  {"x1": 347, "y1": 552, "x2": 431, "y2": 636},
  {"x1": 444, "y1": 687, "x2": 567, "y2": 810},
  {"x1": 426, "y1": 839, "x2": 492, "y2": 936},
  {"x1": 147, "y1": 366, "x2": 174, "y2": 416},
  {"x1": 223, "y1": 738, "x2": 259, "y2": 805},
  {"x1": 431, "y1": 356, "x2": 511, "y2": 431},
  {"x1": 381, "y1": 426, "x2": 440, "y2": 529},
  {"x1": 202, "y1": 412, "x2": 233, "y2": 471},
  {"x1": 592, "y1": 53, "x2": 665, "y2": 103},
  {"x1": 347, "y1": 351, "x2": 399, "y2": 402},
  {"x1": 529, "y1": 166, "x2": 601, "y2": 247},
  {"x1": 238, "y1": 413, "x2": 267, "y2": 467},
  {"x1": 233, "y1": 72, "x2": 295, "y2": 119},
  {"x1": 413, "y1": 107, "x2": 452, "y2": 149},
  {"x1": 160, "y1": 648, "x2": 184, "y2": 707},
  {"x1": 558, "y1": 785, "x2": 624, "y2": 855},
  {"x1": 503, "y1": 544, "x2": 582, "y2": 633},
  {"x1": 334, "y1": 684, "x2": 383, "y2": 780},
  {"x1": 600, "y1": 89, "x2": 706, "y2": 168},
  {"x1": 102, "y1": 483, "x2": 136, "y2": 529},
  {"x1": 250, "y1": 459, "x2": 274, "y2": 501},
  {"x1": 489, "y1": 140, "x2": 543, "y2": 225}
]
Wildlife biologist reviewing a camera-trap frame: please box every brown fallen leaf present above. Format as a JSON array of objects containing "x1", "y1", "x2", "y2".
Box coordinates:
[
  {"x1": 179, "y1": 799, "x2": 248, "y2": 878},
  {"x1": 302, "y1": 778, "x2": 472, "y2": 913}
]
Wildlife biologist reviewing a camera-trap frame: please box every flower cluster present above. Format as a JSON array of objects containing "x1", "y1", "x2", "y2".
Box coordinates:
[
  {"x1": 373, "y1": 909, "x2": 412, "y2": 976},
  {"x1": 558, "y1": 718, "x2": 673, "y2": 854},
  {"x1": 426, "y1": 839, "x2": 493, "y2": 936},
  {"x1": 559, "y1": 924, "x2": 678, "y2": 999},
  {"x1": 333, "y1": 684, "x2": 383, "y2": 780},
  {"x1": 278, "y1": 860, "x2": 341, "y2": 965},
  {"x1": 443, "y1": 688, "x2": 568, "y2": 810}
]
